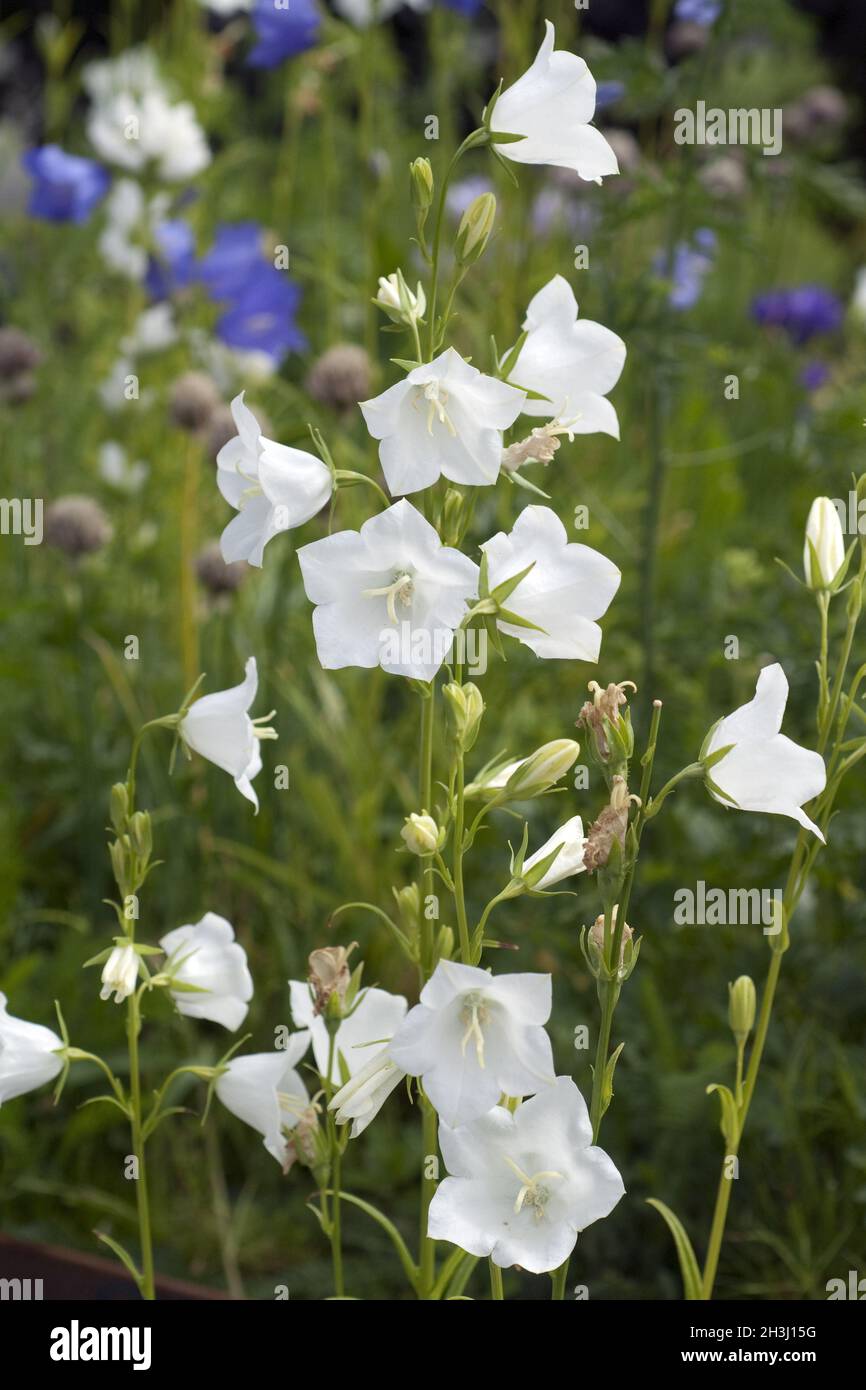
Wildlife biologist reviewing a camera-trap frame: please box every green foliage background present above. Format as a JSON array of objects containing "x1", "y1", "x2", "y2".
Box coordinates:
[{"x1": 0, "y1": 0, "x2": 864, "y2": 1299}]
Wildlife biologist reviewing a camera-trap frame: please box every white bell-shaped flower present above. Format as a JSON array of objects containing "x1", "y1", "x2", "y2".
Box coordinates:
[
  {"x1": 428, "y1": 1076, "x2": 625, "y2": 1274},
  {"x1": 491, "y1": 21, "x2": 618, "y2": 184},
  {"x1": 179, "y1": 656, "x2": 276, "y2": 812},
  {"x1": 522, "y1": 815, "x2": 587, "y2": 889},
  {"x1": 297, "y1": 498, "x2": 479, "y2": 682},
  {"x1": 704, "y1": 663, "x2": 827, "y2": 840},
  {"x1": 217, "y1": 393, "x2": 333, "y2": 567},
  {"x1": 159, "y1": 913, "x2": 254, "y2": 1031},
  {"x1": 505, "y1": 276, "x2": 626, "y2": 438},
  {"x1": 290, "y1": 981, "x2": 407, "y2": 1085},
  {"x1": 481, "y1": 505, "x2": 620, "y2": 661},
  {"x1": 215, "y1": 1034, "x2": 311, "y2": 1168},
  {"x1": 0, "y1": 994, "x2": 64, "y2": 1104},
  {"x1": 388, "y1": 961, "x2": 556, "y2": 1128},
  {"x1": 99, "y1": 943, "x2": 140, "y2": 1005},
  {"x1": 359, "y1": 348, "x2": 525, "y2": 495}
]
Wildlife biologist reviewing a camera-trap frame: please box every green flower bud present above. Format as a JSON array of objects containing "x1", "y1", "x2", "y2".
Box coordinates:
[
  {"x1": 504, "y1": 739, "x2": 580, "y2": 797},
  {"x1": 442, "y1": 680, "x2": 485, "y2": 753},
  {"x1": 108, "y1": 837, "x2": 128, "y2": 893},
  {"x1": 400, "y1": 812, "x2": 443, "y2": 856},
  {"x1": 455, "y1": 192, "x2": 497, "y2": 266},
  {"x1": 128, "y1": 810, "x2": 152, "y2": 861},
  {"x1": 410, "y1": 157, "x2": 434, "y2": 213},
  {"x1": 393, "y1": 882, "x2": 421, "y2": 935},
  {"x1": 728, "y1": 975, "x2": 756, "y2": 1043},
  {"x1": 440, "y1": 487, "x2": 466, "y2": 547},
  {"x1": 435, "y1": 924, "x2": 454, "y2": 961},
  {"x1": 109, "y1": 782, "x2": 129, "y2": 835}
]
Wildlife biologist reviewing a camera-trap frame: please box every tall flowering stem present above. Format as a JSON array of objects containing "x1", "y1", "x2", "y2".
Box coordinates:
[{"x1": 697, "y1": 541, "x2": 866, "y2": 1299}]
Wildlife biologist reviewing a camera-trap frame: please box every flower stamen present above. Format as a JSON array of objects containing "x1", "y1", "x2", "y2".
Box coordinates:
[
  {"x1": 503, "y1": 1155, "x2": 563, "y2": 1221},
  {"x1": 362, "y1": 571, "x2": 415, "y2": 625}
]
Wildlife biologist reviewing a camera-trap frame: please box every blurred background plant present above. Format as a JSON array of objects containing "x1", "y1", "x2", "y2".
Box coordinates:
[{"x1": 0, "y1": 0, "x2": 864, "y2": 1299}]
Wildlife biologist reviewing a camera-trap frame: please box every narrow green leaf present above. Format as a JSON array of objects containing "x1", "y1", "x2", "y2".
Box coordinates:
[
  {"x1": 646, "y1": 1199, "x2": 704, "y2": 1300},
  {"x1": 94, "y1": 1231, "x2": 142, "y2": 1291}
]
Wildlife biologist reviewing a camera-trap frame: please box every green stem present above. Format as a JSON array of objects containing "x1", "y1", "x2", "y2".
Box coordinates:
[
  {"x1": 589, "y1": 973, "x2": 619, "y2": 1142},
  {"x1": 325, "y1": 1029, "x2": 344, "y2": 1298},
  {"x1": 419, "y1": 688, "x2": 436, "y2": 977},
  {"x1": 453, "y1": 756, "x2": 471, "y2": 962},
  {"x1": 418, "y1": 1098, "x2": 438, "y2": 1297},
  {"x1": 127, "y1": 990, "x2": 155, "y2": 1300},
  {"x1": 550, "y1": 1257, "x2": 570, "y2": 1300},
  {"x1": 489, "y1": 1260, "x2": 504, "y2": 1300},
  {"x1": 426, "y1": 129, "x2": 487, "y2": 360}
]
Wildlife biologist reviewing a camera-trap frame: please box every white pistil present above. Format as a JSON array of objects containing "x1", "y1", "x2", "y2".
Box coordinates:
[
  {"x1": 460, "y1": 991, "x2": 488, "y2": 1068},
  {"x1": 421, "y1": 380, "x2": 457, "y2": 437},
  {"x1": 362, "y1": 571, "x2": 415, "y2": 625},
  {"x1": 503, "y1": 1155, "x2": 563, "y2": 1221}
]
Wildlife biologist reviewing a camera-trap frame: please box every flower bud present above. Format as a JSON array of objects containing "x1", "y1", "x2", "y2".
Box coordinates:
[
  {"x1": 440, "y1": 486, "x2": 467, "y2": 547},
  {"x1": 400, "y1": 812, "x2": 443, "y2": 856},
  {"x1": 110, "y1": 782, "x2": 129, "y2": 835},
  {"x1": 127, "y1": 810, "x2": 152, "y2": 861},
  {"x1": 393, "y1": 882, "x2": 421, "y2": 935},
  {"x1": 803, "y1": 497, "x2": 845, "y2": 589},
  {"x1": 442, "y1": 681, "x2": 484, "y2": 753},
  {"x1": 589, "y1": 909, "x2": 634, "y2": 974},
  {"x1": 455, "y1": 192, "x2": 497, "y2": 266},
  {"x1": 309, "y1": 943, "x2": 357, "y2": 1017},
  {"x1": 728, "y1": 975, "x2": 756, "y2": 1043},
  {"x1": 99, "y1": 943, "x2": 139, "y2": 1005},
  {"x1": 410, "y1": 157, "x2": 434, "y2": 213},
  {"x1": 435, "y1": 924, "x2": 454, "y2": 961},
  {"x1": 108, "y1": 837, "x2": 128, "y2": 891},
  {"x1": 504, "y1": 739, "x2": 579, "y2": 797},
  {"x1": 374, "y1": 270, "x2": 426, "y2": 326}
]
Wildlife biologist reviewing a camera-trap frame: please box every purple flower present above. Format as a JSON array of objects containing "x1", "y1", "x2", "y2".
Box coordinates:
[
  {"x1": 673, "y1": 0, "x2": 721, "y2": 24},
  {"x1": 198, "y1": 222, "x2": 305, "y2": 364},
  {"x1": 751, "y1": 286, "x2": 843, "y2": 346},
  {"x1": 216, "y1": 270, "x2": 307, "y2": 359},
  {"x1": 595, "y1": 80, "x2": 625, "y2": 112},
  {"x1": 22, "y1": 146, "x2": 109, "y2": 223},
  {"x1": 799, "y1": 360, "x2": 830, "y2": 392},
  {"x1": 439, "y1": 0, "x2": 483, "y2": 14},
  {"x1": 145, "y1": 220, "x2": 197, "y2": 300},
  {"x1": 655, "y1": 228, "x2": 717, "y2": 310},
  {"x1": 198, "y1": 223, "x2": 267, "y2": 298},
  {"x1": 247, "y1": 0, "x2": 320, "y2": 68}
]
